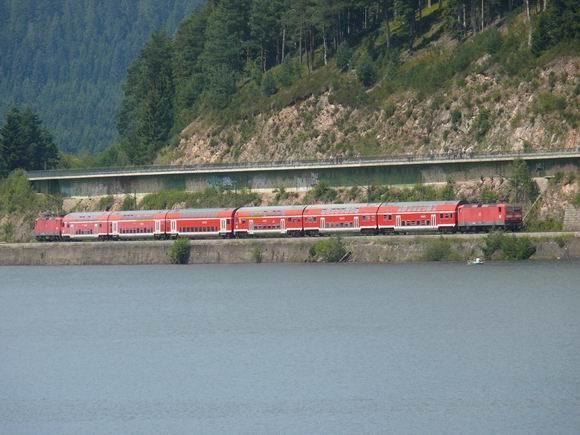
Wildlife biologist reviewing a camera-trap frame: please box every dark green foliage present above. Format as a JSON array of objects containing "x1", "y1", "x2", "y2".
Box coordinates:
[
  {"x1": 309, "y1": 236, "x2": 347, "y2": 262},
  {"x1": 261, "y1": 71, "x2": 277, "y2": 96},
  {"x1": 336, "y1": 41, "x2": 353, "y2": 72},
  {"x1": 0, "y1": 170, "x2": 61, "y2": 214},
  {"x1": 423, "y1": 237, "x2": 453, "y2": 261},
  {"x1": 524, "y1": 216, "x2": 563, "y2": 232},
  {"x1": 0, "y1": 108, "x2": 60, "y2": 173},
  {"x1": 0, "y1": 0, "x2": 201, "y2": 153},
  {"x1": 357, "y1": 57, "x2": 377, "y2": 88},
  {"x1": 97, "y1": 196, "x2": 115, "y2": 211},
  {"x1": 481, "y1": 187, "x2": 499, "y2": 203},
  {"x1": 305, "y1": 182, "x2": 338, "y2": 203},
  {"x1": 169, "y1": 237, "x2": 191, "y2": 264},
  {"x1": 473, "y1": 108, "x2": 491, "y2": 141},
  {"x1": 0, "y1": 170, "x2": 35, "y2": 213},
  {"x1": 483, "y1": 231, "x2": 536, "y2": 260},
  {"x1": 510, "y1": 159, "x2": 538, "y2": 203},
  {"x1": 532, "y1": 92, "x2": 567, "y2": 115},
  {"x1": 366, "y1": 183, "x2": 453, "y2": 202},
  {"x1": 121, "y1": 195, "x2": 138, "y2": 211},
  {"x1": 329, "y1": 77, "x2": 370, "y2": 108},
  {"x1": 532, "y1": 0, "x2": 580, "y2": 54},
  {"x1": 118, "y1": 32, "x2": 175, "y2": 164},
  {"x1": 450, "y1": 110, "x2": 462, "y2": 126}
]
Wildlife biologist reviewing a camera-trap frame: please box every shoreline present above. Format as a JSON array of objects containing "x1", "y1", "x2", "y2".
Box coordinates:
[{"x1": 1, "y1": 233, "x2": 579, "y2": 266}]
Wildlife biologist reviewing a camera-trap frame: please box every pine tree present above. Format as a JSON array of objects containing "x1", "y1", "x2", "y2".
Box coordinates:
[
  {"x1": 0, "y1": 107, "x2": 60, "y2": 172},
  {"x1": 118, "y1": 32, "x2": 175, "y2": 164}
]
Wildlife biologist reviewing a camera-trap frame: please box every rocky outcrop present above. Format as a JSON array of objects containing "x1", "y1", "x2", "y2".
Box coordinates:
[{"x1": 173, "y1": 57, "x2": 579, "y2": 165}]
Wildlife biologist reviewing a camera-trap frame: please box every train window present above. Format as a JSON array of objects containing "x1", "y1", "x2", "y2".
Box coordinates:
[
  {"x1": 362, "y1": 216, "x2": 367, "y2": 220},
  {"x1": 498, "y1": 207, "x2": 502, "y2": 212},
  {"x1": 242, "y1": 219, "x2": 246, "y2": 224},
  {"x1": 227, "y1": 219, "x2": 230, "y2": 224}
]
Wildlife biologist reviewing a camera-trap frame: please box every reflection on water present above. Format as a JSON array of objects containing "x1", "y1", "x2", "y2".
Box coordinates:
[{"x1": 1, "y1": 262, "x2": 579, "y2": 434}]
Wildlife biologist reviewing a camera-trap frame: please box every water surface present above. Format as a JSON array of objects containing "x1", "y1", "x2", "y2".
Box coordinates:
[{"x1": 1, "y1": 262, "x2": 579, "y2": 433}]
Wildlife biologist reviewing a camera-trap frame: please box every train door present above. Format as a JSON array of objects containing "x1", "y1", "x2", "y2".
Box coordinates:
[
  {"x1": 320, "y1": 218, "x2": 325, "y2": 230},
  {"x1": 112, "y1": 221, "x2": 118, "y2": 236},
  {"x1": 431, "y1": 214, "x2": 436, "y2": 228},
  {"x1": 154, "y1": 220, "x2": 161, "y2": 235},
  {"x1": 220, "y1": 218, "x2": 227, "y2": 233},
  {"x1": 396, "y1": 215, "x2": 401, "y2": 228},
  {"x1": 354, "y1": 216, "x2": 359, "y2": 229},
  {"x1": 170, "y1": 220, "x2": 177, "y2": 234},
  {"x1": 249, "y1": 220, "x2": 254, "y2": 234},
  {"x1": 280, "y1": 218, "x2": 286, "y2": 233}
]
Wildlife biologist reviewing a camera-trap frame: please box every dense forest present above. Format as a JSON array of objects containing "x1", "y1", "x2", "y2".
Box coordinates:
[
  {"x1": 115, "y1": 0, "x2": 579, "y2": 164},
  {"x1": 0, "y1": 0, "x2": 202, "y2": 154}
]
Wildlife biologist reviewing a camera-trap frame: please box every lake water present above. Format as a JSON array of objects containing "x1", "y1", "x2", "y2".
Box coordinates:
[{"x1": 0, "y1": 262, "x2": 579, "y2": 434}]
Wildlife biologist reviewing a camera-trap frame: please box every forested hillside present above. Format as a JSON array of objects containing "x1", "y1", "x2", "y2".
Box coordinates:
[
  {"x1": 0, "y1": 0, "x2": 202, "y2": 153},
  {"x1": 113, "y1": 0, "x2": 578, "y2": 166}
]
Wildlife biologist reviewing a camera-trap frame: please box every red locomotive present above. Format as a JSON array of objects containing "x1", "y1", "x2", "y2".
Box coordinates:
[{"x1": 34, "y1": 200, "x2": 522, "y2": 241}]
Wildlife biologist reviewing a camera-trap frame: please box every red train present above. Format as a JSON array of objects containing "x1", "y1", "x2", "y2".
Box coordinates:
[{"x1": 34, "y1": 201, "x2": 522, "y2": 241}]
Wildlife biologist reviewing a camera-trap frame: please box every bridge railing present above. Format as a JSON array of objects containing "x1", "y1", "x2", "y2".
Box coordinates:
[{"x1": 26, "y1": 148, "x2": 580, "y2": 179}]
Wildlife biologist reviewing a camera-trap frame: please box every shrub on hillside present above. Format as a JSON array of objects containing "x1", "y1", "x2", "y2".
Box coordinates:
[
  {"x1": 336, "y1": 41, "x2": 353, "y2": 72},
  {"x1": 356, "y1": 57, "x2": 377, "y2": 88},
  {"x1": 482, "y1": 232, "x2": 536, "y2": 260},
  {"x1": 0, "y1": 170, "x2": 35, "y2": 213},
  {"x1": 305, "y1": 182, "x2": 338, "y2": 203},
  {"x1": 309, "y1": 236, "x2": 347, "y2": 262},
  {"x1": 423, "y1": 237, "x2": 454, "y2": 261},
  {"x1": 169, "y1": 237, "x2": 190, "y2": 264},
  {"x1": 261, "y1": 71, "x2": 277, "y2": 96},
  {"x1": 97, "y1": 195, "x2": 114, "y2": 211}
]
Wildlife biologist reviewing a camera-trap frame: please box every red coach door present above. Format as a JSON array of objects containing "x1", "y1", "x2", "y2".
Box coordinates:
[
  {"x1": 220, "y1": 218, "x2": 227, "y2": 233},
  {"x1": 249, "y1": 220, "x2": 254, "y2": 235},
  {"x1": 155, "y1": 220, "x2": 161, "y2": 236},
  {"x1": 112, "y1": 221, "x2": 118, "y2": 237},
  {"x1": 320, "y1": 218, "x2": 325, "y2": 230},
  {"x1": 280, "y1": 218, "x2": 286, "y2": 233},
  {"x1": 431, "y1": 214, "x2": 436, "y2": 228}
]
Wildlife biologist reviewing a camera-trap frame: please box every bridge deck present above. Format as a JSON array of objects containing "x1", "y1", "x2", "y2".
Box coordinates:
[{"x1": 26, "y1": 150, "x2": 580, "y2": 181}]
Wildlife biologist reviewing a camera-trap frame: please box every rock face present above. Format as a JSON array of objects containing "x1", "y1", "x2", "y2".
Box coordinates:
[
  {"x1": 564, "y1": 206, "x2": 580, "y2": 231},
  {"x1": 173, "y1": 56, "x2": 579, "y2": 165}
]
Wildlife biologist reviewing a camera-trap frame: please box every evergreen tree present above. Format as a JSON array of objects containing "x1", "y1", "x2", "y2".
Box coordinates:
[
  {"x1": 0, "y1": 107, "x2": 60, "y2": 172},
  {"x1": 118, "y1": 32, "x2": 175, "y2": 164}
]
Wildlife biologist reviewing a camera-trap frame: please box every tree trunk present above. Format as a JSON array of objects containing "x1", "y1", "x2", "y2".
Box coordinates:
[
  {"x1": 281, "y1": 26, "x2": 286, "y2": 62},
  {"x1": 525, "y1": 0, "x2": 532, "y2": 48},
  {"x1": 323, "y1": 28, "x2": 327, "y2": 65},
  {"x1": 299, "y1": 21, "x2": 303, "y2": 64},
  {"x1": 385, "y1": 8, "x2": 391, "y2": 49}
]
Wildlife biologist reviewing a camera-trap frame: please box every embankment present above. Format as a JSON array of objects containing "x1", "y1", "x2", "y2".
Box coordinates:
[{"x1": 0, "y1": 233, "x2": 579, "y2": 266}]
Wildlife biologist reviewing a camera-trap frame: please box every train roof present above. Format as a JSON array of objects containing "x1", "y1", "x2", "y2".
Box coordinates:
[
  {"x1": 108, "y1": 210, "x2": 168, "y2": 219},
  {"x1": 304, "y1": 203, "x2": 381, "y2": 214},
  {"x1": 378, "y1": 201, "x2": 461, "y2": 212},
  {"x1": 63, "y1": 212, "x2": 111, "y2": 221},
  {"x1": 166, "y1": 208, "x2": 236, "y2": 218},
  {"x1": 236, "y1": 205, "x2": 305, "y2": 216}
]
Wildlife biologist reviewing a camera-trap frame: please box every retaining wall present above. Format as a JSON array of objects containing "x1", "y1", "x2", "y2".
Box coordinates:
[{"x1": 1, "y1": 233, "x2": 578, "y2": 266}]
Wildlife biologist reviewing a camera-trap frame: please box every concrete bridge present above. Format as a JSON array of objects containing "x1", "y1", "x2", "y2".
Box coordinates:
[{"x1": 27, "y1": 149, "x2": 580, "y2": 197}]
